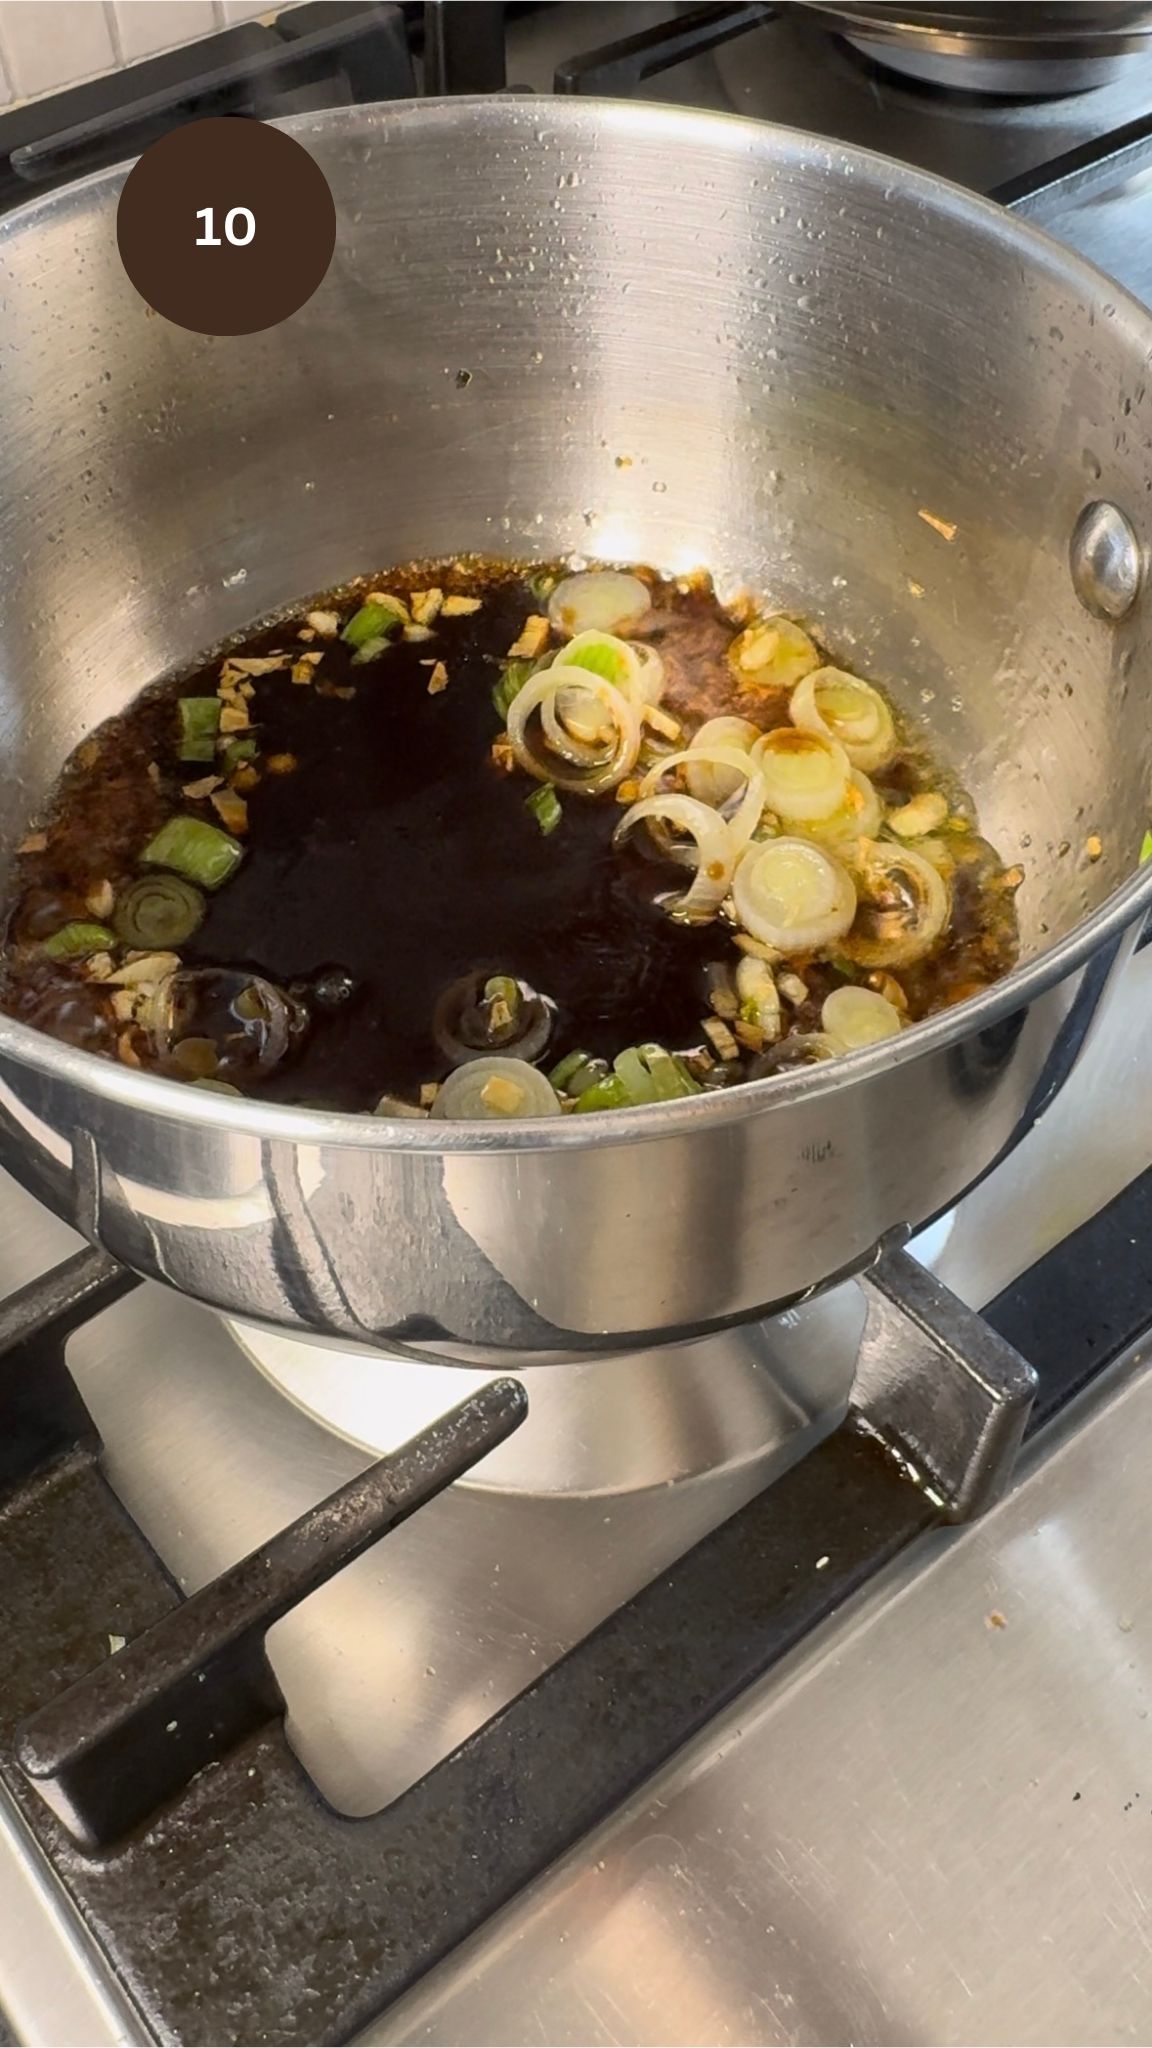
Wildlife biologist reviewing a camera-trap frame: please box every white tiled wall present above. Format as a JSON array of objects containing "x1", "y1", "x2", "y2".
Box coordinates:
[{"x1": 0, "y1": 0, "x2": 281, "y2": 105}]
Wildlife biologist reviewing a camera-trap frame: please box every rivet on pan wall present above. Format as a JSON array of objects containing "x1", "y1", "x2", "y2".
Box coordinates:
[{"x1": 1069, "y1": 500, "x2": 1143, "y2": 620}]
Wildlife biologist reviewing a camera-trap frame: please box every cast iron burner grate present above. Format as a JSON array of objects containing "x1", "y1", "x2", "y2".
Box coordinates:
[
  {"x1": 0, "y1": 1, "x2": 416, "y2": 210},
  {"x1": 552, "y1": 0, "x2": 1152, "y2": 212},
  {"x1": 1, "y1": 1163, "x2": 1151, "y2": 2043}
]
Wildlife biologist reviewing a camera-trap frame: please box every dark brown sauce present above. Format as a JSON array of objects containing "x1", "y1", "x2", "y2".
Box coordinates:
[{"x1": 0, "y1": 558, "x2": 1020, "y2": 1112}]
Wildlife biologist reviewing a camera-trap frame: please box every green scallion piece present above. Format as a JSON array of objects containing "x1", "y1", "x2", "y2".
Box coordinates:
[
  {"x1": 114, "y1": 874, "x2": 205, "y2": 949},
  {"x1": 1141, "y1": 829, "x2": 1152, "y2": 864},
  {"x1": 569, "y1": 1057, "x2": 609, "y2": 1098},
  {"x1": 672, "y1": 1055, "x2": 704, "y2": 1096},
  {"x1": 349, "y1": 635, "x2": 393, "y2": 667},
  {"x1": 190, "y1": 1077, "x2": 243, "y2": 1095},
  {"x1": 638, "y1": 1043, "x2": 698, "y2": 1102},
  {"x1": 573, "y1": 1073, "x2": 631, "y2": 1114},
  {"x1": 493, "y1": 658, "x2": 535, "y2": 720},
  {"x1": 178, "y1": 696, "x2": 222, "y2": 763},
  {"x1": 221, "y1": 735, "x2": 258, "y2": 772},
  {"x1": 588, "y1": 1043, "x2": 703, "y2": 1109},
  {"x1": 341, "y1": 599, "x2": 405, "y2": 650},
  {"x1": 613, "y1": 1045, "x2": 658, "y2": 1105},
  {"x1": 549, "y1": 1048, "x2": 591, "y2": 1092},
  {"x1": 41, "y1": 921, "x2": 115, "y2": 960},
  {"x1": 526, "y1": 783, "x2": 562, "y2": 836},
  {"x1": 550, "y1": 1052, "x2": 609, "y2": 1099},
  {"x1": 142, "y1": 815, "x2": 244, "y2": 891}
]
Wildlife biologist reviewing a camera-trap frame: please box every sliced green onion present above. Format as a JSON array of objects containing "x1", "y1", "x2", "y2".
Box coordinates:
[
  {"x1": 750, "y1": 727, "x2": 851, "y2": 824},
  {"x1": 484, "y1": 973, "x2": 520, "y2": 1008},
  {"x1": 526, "y1": 783, "x2": 562, "y2": 835},
  {"x1": 221, "y1": 735, "x2": 258, "y2": 772},
  {"x1": 729, "y1": 616, "x2": 820, "y2": 692},
  {"x1": 478, "y1": 975, "x2": 520, "y2": 1041},
  {"x1": 842, "y1": 842, "x2": 948, "y2": 969},
  {"x1": 189, "y1": 1077, "x2": 243, "y2": 1095},
  {"x1": 493, "y1": 657, "x2": 536, "y2": 720},
  {"x1": 350, "y1": 634, "x2": 393, "y2": 667},
  {"x1": 548, "y1": 571, "x2": 651, "y2": 641},
  {"x1": 549, "y1": 1049, "x2": 609, "y2": 1099},
  {"x1": 549, "y1": 1048, "x2": 591, "y2": 1091},
  {"x1": 114, "y1": 874, "x2": 205, "y2": 949},
  {"x1": 430, "y1": 1056, "x2": 562, "y2": 1120},
  {"x1": 821, "y1": 985, "x2": 904, "y2": 1051},
  {"x1": 559, "y1": 631, "x2": 637, "y2": 689},
  {"x1": 42, "y1": 920, "x2": 115, "y2": 959},
  {"x1": 733, "y1": 838, "x2": 857, "y2": 954},
  {"x1": 341, "y1": 599, "x2": 406, "y2": 650},
  {"x1": 613, "y1": 1044, "x2": 658, "y2": 1104},
  {"x1": 178, "y1": 697, "x2": 222, "y2": 763},
  {"x1": 1141, "y1": 830, "x2": 1152, "y2": 864},
  {"x1": 142, "y1": 815, "x2": 244, "y2": 891},
  {"x1": 791, "y1": 667, "x2": 896, "y2": 775},
  {"x1": 602, "y1": 1042, "x2": 702, "y2": 1109},
  {"x1": 673, "y1": 1055, "x2": 704, "y2": 1095},
  {"x1": 573, "y1": 1073, "x2": 631, "y2": 1114},
  {"x1": 638, "y1": 1043, "x2": 701, "y2": 1100},
  {"x1": 570, "y1": 1058, "x2": 609, "y2": 1097}
]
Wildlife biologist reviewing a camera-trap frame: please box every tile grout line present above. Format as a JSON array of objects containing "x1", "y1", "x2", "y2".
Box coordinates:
[{"x1": 103, "y1": 0, "x2": 124, "y2": 69}]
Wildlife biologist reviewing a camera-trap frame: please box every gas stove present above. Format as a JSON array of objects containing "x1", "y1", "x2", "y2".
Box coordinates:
[{"x1": 3, "y1": 6, "x2": 1152, "y2": 2045}]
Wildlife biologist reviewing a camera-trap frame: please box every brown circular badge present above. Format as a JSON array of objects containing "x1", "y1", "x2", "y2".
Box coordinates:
[{"x1": 117, "y1": 116, "x2": 335, "y2": 336}]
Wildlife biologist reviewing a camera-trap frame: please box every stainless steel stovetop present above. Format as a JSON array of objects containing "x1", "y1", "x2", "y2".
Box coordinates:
[{"x1": 4, "y1": 6, "x2": 1152, "y2": 2046}]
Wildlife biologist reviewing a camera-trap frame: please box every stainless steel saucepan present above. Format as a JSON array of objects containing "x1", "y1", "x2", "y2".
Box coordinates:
[{"x1": 0, "y1": 97, "x2": 1149, "y2": 1363}]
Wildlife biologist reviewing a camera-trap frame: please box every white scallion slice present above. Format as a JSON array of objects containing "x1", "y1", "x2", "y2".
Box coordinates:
[
  {"x1": 821, "y1": 985, "x2": 905, "y2": 1051},
  {"x1": 728, "y1": 616, "x2": 820, "y2": 691},
  {"x1": 843, "y1": 841, "x2": 950, "y2": 969},
  {"x1": 557, "y1": 630, "x2": 641, "y2": 691},
  {"x1": 790, "y1": 666, "x2": 897, "y2": 774},
  {"x1": 540, "y1": 668, "x2": 617, "y2": 765},
  {"x1": 732, "y1": 838, "x2": 857, "y2": 954},
  {"x1": 796, "y1": 769, "x2": 883, "y2": 850},
  {"x1": 548, "y1": 571, "x2": 652, "y2": 640},
  {"x1": 639, "y1": 745, "x2": 765, "y2": 862},
  {"x1": 630, "y1": 640, "x2": 666, "y2": 707},
  {"x1": 750, "y1": 727, "x2": 852, "y2": 823},
  {"x1": 615, "y1": 792, "x2": 736, "y2": 922},
  {"x1": 507, "y1": 665, "x2": 641, "y2": 793},
  {"x1": 431, "y1": 1056, "x2": 562, "y2": 1121},
  {"x1": 735, "y1": 954, "x2": 782, "y2": 1042},
  {"x1": 684, "y1": 716, "x2": 761, "y2": 806},
  {"x1": 541, "y1": 630, "x2": 664, "y2": 756}
]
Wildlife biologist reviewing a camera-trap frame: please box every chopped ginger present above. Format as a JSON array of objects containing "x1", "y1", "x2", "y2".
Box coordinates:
[
  {"x1": 480, "y1": 1074, "x2": 524, "y2": 1115},
  {"x1": 886, "y1": 791, "x2": 948, "y2": 839},
  {"x1": 211, "y1": 789, "x2": 248, "y2": 836},
  {"x1": 641, "y1": 703, "x2": 682, "y2": 742},
  {"x1": 507, "y1": 614, "x2": 549, "y2": 660}
]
